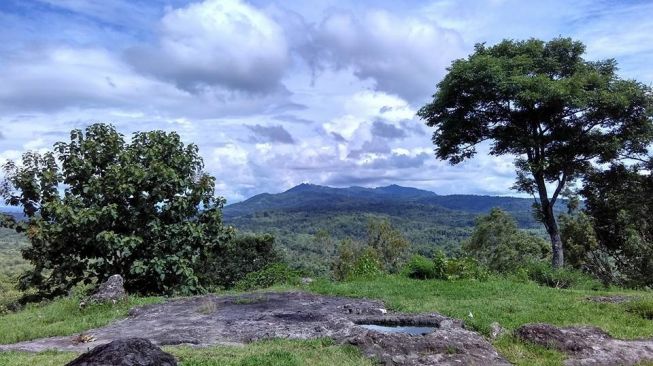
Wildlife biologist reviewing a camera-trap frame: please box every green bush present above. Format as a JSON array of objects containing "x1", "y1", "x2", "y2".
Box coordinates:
[
  {"x1": 235, "y1": 263, "x2": 301, "y2": 291},
  {"x1": 198, "y1": 234, "x2": 279, "y2": 290},
  {"x1": 348, "y1": 247, "x2": 382, "y2": 280},
  {"x1": 624, "y1": 299, "x2": 653, "y2": 320},
  {"x1": 445, "y1": 256, "x2": 489, "y2": 281},
  {"x1": 403, "y1": 255, "x2": 437, "y2": 280},
  {"x1": 524, "y1": 262, "x2": 602, "y2": 290},
  {"x1": 402, "y1": 251, "x2": 488, "y2": 281}
]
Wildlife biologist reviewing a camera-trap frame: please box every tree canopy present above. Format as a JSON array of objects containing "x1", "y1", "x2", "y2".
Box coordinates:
[
  {"x1": 1, "y1": 123, "x2": 234, "y2": 299},
  {"x1": 418, "y1": 37, "x2": 653, "y2": 268}
]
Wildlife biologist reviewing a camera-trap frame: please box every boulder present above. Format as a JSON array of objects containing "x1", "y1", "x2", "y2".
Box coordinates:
[
  {"x1": 83, "y1": 274, "x2": 127, "y2": 307},
  {"x1": 65, "y1": 338, "x2": 177, "y2": 366},
  {"x1": 516, "y1": 323, "x2": 653, "y2": 366}
]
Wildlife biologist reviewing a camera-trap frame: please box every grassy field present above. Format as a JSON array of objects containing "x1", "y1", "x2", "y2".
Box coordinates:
[
  {"x1": 0, "y1": 275, "x2": 652, "y2": 365},
  {"x1": 0, "y1": 338, "x2": 373, "y2": 366}
]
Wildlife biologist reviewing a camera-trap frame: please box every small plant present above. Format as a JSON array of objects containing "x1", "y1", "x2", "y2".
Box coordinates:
[
  {"x1": 402, "y1": 251, "x2": 488, "y2": 281},
  {"x1": 235, "y1": 263, "x2": 301, "y2": 291},
  {"x1": 348, "y1": 247, "x2": 382, "y2": 280},
  {"x1": 403, "y1": 255, "x2": 437, "y2": 280},
  {"x1": 524, "y1": 262, "x2": 602, "y2": 290},
  {"x1": 624, "y1": 300, "x2": 653, "y2": 320}
]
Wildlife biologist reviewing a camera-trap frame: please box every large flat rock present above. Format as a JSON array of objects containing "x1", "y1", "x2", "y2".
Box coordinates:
[{"x1": 0, "y1": 292, "x2": 509, "y2": 365}]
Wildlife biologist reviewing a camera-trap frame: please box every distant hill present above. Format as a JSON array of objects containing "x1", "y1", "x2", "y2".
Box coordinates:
[
  {"x1": 224, "y1": 184, "x2": 541, "y2": 227},
  {"x1": 223, "y1": 184, "x2": 552, "y2": 275}
]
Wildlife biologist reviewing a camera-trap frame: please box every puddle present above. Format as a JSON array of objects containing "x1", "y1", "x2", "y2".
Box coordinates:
[{"x1": 358, "y1": 324, "x2": 436, "y2": 335}]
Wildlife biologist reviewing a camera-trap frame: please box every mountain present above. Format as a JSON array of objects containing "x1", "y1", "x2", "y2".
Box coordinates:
[
  {"x1": 224, "y1": 184, "x2": 539, "y2": 226},
  {"x1": 223, "y1": 184, "x2": 551, "y2": 275}
]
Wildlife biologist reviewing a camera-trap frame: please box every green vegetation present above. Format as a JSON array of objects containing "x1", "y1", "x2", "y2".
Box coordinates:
[
  {"x1": 418, "y1": 37, "x2": 653, "y2": 268},
  {"x1": 235, "y1": 263, "x2": 301, "y2": 291},
  {"x1": 0, "y1": 338, "x2": 372, "y2": 366},
  {"x1": 0, "y1": 294, "x2": 161, "y2": 344},
  {"x1": 463, "y1": 208, "x2": 550, "y2": 273}
]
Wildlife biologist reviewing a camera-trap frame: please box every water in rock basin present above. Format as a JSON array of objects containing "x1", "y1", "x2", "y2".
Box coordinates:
[{"x1": 358, "y1": 324, "x2": 436, "y2": 335}]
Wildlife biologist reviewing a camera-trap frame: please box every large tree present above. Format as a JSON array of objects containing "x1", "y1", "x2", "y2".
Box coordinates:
[
  {"x1": 1, "y1": 123, "x2": 234, "y2": 298},
  {"x1": 418, "y1": 38, "x2": 653, "y2": 268}
]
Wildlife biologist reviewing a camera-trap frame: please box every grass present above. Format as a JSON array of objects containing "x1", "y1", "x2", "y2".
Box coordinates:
[
  {"x1": 1, "y1": 275, "x2": 653, "y2": 365},
  {"x1": 309, "y1": 275, "x2": 653, "y2": 339},
  {"x1": 309, "y1": 275, "x2": 653, "y2": 365},
  {"x1": 0, "y1": 339, "x2": 372, "y2": 366},
  {"x1": 0, "y1": 295, "x2": 162, "y2": 344}
]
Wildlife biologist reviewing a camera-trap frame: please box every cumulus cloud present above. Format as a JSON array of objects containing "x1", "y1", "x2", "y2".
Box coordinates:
[
  {"x1": 126, "y1": 0, "x2": 289, "y2": 93},
  {"x1": 246, "y1": 124, "x2": 295, "y2": 144},
  {"x1": 309, "y1": 9, "x2": 466, "y2": 102},
  {"x1": 371, "y1": 120, "x2": 406, "y2": 139}
]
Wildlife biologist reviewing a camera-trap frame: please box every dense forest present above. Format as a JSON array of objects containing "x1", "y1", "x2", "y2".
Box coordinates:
[{"x1": 223, "y1": 184, "x2": 553, "y2": 275}]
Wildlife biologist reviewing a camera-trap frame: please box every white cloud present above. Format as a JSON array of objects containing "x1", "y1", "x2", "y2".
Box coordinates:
[
  {"x1": 311, "y1": 9, "x2": 466, "y2": 102},
  {"x1": 126, "y1": 0, "x2": 290, "y2": 93}
]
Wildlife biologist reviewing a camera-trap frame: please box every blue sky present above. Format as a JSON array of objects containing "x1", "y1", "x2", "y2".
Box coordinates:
[{"x1": 1, "y1": 0, "x2": 652, "y2": 202}]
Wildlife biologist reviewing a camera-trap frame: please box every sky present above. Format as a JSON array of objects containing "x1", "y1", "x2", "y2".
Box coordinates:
[{"x1": 0, "y1": 0, "x2": 652, "y2": 203}]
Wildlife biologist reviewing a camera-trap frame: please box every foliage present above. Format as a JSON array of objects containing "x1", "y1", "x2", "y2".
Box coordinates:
[
  {"x1": 523, "y1": 262, "x2": 602, "y2": 290},
  {"x1": 462, "y1": 209, "x2": 550, "y2": 273},
  {"x1": 365, "y1": 218, "x2": 409, "y2": 273},
  {"x1": 581, "y1": 161, "x2": 653, "y2": 288},
  {"x1": 403, "y1": 252, "x2": 487, "y2": 281},
  {"x1": 348, "y1": 246, "x2": 383, "y2": 279},
  {"x1": 199, "y1": 234, "x2": 279, "y2": 290},
  {"x1": 331, "y1": 219, "x2": 409, "y2": 280},
  {"x1": 1, "y1": 123, "x2": 234, "y2": 299},
  {"x1": 403, "y1": 255, "x2": 438, "y2": 280},
  {"x1": 418, "y1": 37, "x2": 653, "y2": 268},
  {"x1": 234, "y1": 263, "x2": 301, "y2": 291},
  {"x1": 223, "y1": 184, "x2": 554, "y2": 277}
]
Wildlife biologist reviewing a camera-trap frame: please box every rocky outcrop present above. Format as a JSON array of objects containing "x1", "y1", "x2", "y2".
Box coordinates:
[
  {"x1": 0, "y1": 292, "x2": 509, "y2": 365},
  {"x1": 81, "y1": 275, "x2": 127, "y2": 307},
  {"x1": 516, "y1": 323, "x2": 653, "y2": 366},
  {"x1": 65, "y1": 338, "x2": 177, "y2": 366}
]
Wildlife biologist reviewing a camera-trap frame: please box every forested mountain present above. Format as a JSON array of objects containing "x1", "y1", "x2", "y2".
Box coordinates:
[{"x1": 223, "y1": 184, "x2": 552, "y2": 275}]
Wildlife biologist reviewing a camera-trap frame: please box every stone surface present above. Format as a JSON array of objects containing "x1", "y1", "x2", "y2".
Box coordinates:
[
  {"x1": 84, "y1": 274, "x2": 127, "y2": 306},
  {"x1": 65, "y1": 338, "x2": 177, "y2": 366},
  {"x1": 585, "y1": 295, "x2": 634, "y2": 304},
  {"x1": 516, "y1": 323, "x2": 653, "y2": 366},
  {"x1": 0, "y1": 292, "x2": 509, "y2": 366}
]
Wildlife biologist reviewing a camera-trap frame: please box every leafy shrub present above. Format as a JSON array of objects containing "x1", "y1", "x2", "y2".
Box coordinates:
[
  {"x1": 445, "y1": 256, "x2": 489, "y2": 281},
  {"x1": 198, "y1": 234, "x2": 279, "y2": 290},
  {"x1": 348, "y1": 246, "x2": 382, "y2": 280},
  {"x1": 524, "y1": 262, "x2": 602, "y2": 290},
  {"x1": 462, "y1": 208, "x2": 550, "y2": 273},
  {"x1": 235, "y1": 263, "x2": 301, "y2": 291},
  {"x1": 624, "y1": 299, "x2": 653, "y2": 320},
  {"x1": 402, "y1": 251, "x2": 488, "y2": 281},
  {"x1": 404, "y1": 255, "x2": 437, "y2": 280}
]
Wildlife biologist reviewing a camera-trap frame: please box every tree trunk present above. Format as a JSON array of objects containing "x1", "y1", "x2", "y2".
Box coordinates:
[
  {"x1": 542, "y1": 203, "x2": 564, "y2": 268},
  {"x1": 534, "y1": 172, "x2": 564, "y2": 269}
]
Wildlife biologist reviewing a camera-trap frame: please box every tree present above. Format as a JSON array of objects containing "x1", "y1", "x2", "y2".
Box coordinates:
[
  {"x1": 1, "y1": 123, "x2": 233, "y2": 299},
  {"x1": 580, "y1": 159, "x2": 653, "y2": 287},
  {"x1": 366, "y1": 218, "x2": 409, "y2": 273},
  {"x1": 418, "y1": 38, "x2": 653, "y2": 268},
  {"x1": 462, "y1": 208, "x2": 549, "y2": 273}
]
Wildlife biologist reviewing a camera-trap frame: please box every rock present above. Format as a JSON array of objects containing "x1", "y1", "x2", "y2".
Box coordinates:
[
  {"x1": 489, "y1": 322, "x2": 505, "y2": 340},
  {"x1": 301, "y1": 277, "x2": 314, "y2": 285},
  {"x1": 586, "y1": 295, "x2": 634, "y2": 304},
  {"x1": 516, "y1": 323, "x2": 653, "y2": 366},
  {"x1": 65, "y1": 338, "x2": 177, "y2": 366},
  {"x1": 84, "y1": 274, "x2": 127, "y2": 306},
  {"x1": 2, "y1": 292, "x2": 509, "y2": 365}
]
